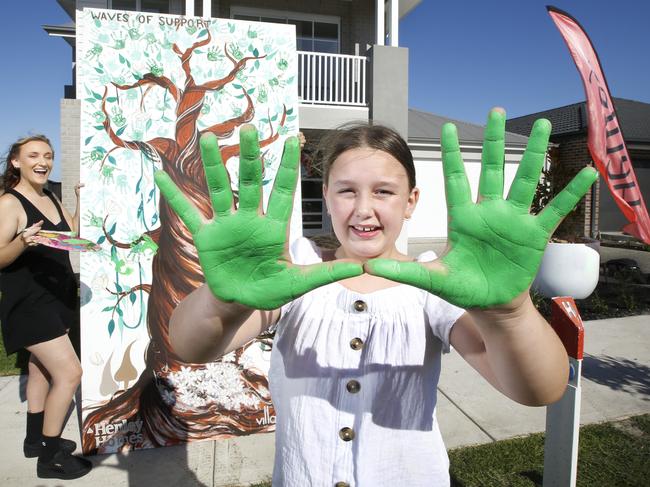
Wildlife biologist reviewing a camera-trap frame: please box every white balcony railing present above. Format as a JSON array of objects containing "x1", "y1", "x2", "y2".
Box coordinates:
[{"x1": 297, "y1": 51, "x2": 368, "y2": 107}]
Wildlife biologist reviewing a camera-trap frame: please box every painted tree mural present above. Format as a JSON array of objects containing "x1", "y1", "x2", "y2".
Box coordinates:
[{"x1": 77, "y1": 10, "x2": 298, "y2": 453}]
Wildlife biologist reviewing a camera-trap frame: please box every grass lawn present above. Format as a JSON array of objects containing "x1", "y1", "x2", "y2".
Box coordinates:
[
  {"x1": 0, "y1": 334, "x2": 27, "y2": 377},
  {"x1": 448, "y1": 414, "x2": 650, "y2": 486}
]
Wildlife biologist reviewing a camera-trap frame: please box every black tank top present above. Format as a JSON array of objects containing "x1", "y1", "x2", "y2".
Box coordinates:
[{"x1": 0, "y1": 188, "x2": 77, "y2": 353}]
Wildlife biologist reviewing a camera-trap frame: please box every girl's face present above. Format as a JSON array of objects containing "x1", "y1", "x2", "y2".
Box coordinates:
[
  {"x1": 12, "y1": 140, "x2": 53, "y2": 187},
  {"x1": 323, "y1": 147, "x2": 419, "y2": 261}
]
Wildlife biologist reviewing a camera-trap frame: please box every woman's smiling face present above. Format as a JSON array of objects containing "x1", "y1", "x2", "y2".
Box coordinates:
[
  {"x1": 12, "y1": 140, "x2": 53, "y2": 186},
  {"x1": 323, "y1": 147, "x2": 419, "y2": 261}
]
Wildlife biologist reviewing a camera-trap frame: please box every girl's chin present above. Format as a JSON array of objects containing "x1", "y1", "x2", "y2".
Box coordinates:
[{"x1": 339, "y1": 243, "x2": 396, "y2": 261}]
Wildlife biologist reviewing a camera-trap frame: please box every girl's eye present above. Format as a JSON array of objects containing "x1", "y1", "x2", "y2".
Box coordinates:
[{"x1": 337, "y1": 188, "x2": 354, "y2": 194}]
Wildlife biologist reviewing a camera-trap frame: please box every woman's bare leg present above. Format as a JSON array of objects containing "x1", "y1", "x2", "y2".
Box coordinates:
[
  {"x1": 26, "y1": 335, "x2": 82, "y2": 437},
  {"x1": 26, "y1": 354, "x2": 51, "y2": 413}
]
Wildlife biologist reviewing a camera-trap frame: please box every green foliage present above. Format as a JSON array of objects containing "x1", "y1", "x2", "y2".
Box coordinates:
[
  {"x1": 529, "y1": 289, "x2": 552, "y2": 320},
  {"x1": 0, "y1": 338, "x2": 27, "y2": 376},
  {"x1": 588, "y1": 290, "x2": 611, "y2": 317},
  {"x1": 0, "y1": 298, "x2": 28, "y2": 375}
]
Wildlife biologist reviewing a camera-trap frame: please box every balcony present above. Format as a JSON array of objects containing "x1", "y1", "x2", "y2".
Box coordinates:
[
  {"x1": 297, "y1": 51, "x2": 368, "y2": 106},
  {"x1": 297, "y1": 51, "x2": 369, "y2": 129}
]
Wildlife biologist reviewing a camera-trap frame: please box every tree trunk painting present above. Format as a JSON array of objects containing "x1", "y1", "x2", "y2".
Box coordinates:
[{"x1": 76, "y1": 10, "x2": 298, "y2": 454}]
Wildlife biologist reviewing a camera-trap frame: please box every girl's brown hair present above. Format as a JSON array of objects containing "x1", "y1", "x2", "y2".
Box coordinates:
[
  {"x1": 1, "y1": 135, "x2": 54, "y2": 191},
  {"x1": 317, "y1": 123, "x2": 416, "y2": 189}
]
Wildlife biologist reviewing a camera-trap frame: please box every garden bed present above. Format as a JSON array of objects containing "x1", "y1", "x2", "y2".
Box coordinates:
[{"x1": 533, "y1": 279, "x2": 650, "y2": 321}]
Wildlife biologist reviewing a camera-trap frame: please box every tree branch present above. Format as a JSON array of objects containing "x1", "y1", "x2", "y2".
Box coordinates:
[
  {"x1": 102, "y1": 216, "x2": 162, "y2": 248},
  {"x1": 101, "y1": 87, "x2": 141, "y2": 152},
  {"x1": 100, "y1": 87, "x2": 176, "y2": 168},
  {"x1": 173, "y1": 29, "x2": 212, "y2": 88},
  {"x1": 218, "y1": 105, "x2": 288, "y2": 164},
  {"x1": 195, "y1": 43, "x2": 266, "y2": 92},
  {"x1": 199, "y1": 88, "x2": 255, "y2": 138},
  {"x1": 106, "y1": 284, "x2": 152, "y2": 321},
  {"x1": 112, "y1": 74, "x2": 180, "y2": 102}
]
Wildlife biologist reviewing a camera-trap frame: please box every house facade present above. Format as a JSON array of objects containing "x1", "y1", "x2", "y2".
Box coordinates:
[
  {"x1": 407, "y1": 108, "x2": 529, "y2": 252},
  {"x1": 46, "y1": 0, "x2": 415, "y2": 245},
  {"x1": 46, "y1": 0, "x2": 530, "y2": 259},
  {"x1": 507, "y1": 98, "x2": 650, "y2": 240}
]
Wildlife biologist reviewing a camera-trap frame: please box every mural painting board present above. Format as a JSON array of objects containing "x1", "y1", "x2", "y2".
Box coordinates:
[{"x1": 76, "y1": 8, "x2": 299, "y2": 454}]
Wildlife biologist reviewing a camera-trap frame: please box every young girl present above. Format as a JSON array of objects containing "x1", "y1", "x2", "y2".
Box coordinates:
[
  {"x1": 0, "y1": 135, "x2": 92, "y2": 480},
  {"x1": 155, "y1": 109, "x2": 597, "y2": 486}
]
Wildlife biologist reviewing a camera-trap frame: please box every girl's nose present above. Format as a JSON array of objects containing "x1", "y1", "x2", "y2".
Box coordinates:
[{"x1": 354, "y1": 195, "x2": 373, "y2": 218}]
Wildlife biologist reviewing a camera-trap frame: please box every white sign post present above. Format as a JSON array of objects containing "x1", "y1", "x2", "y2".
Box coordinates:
[{"x1": 543, "y1": 297, "x2": 584, "y2": 487}]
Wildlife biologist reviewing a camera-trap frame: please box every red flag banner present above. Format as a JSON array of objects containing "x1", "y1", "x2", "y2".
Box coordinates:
[{"x1": 547, "y1": 6, "x2": 650, "y2": 244}]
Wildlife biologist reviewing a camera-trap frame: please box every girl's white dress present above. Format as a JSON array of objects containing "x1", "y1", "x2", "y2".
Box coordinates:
[{"x1": 268, "y1": 238, "x2": 465, "y2": 486}]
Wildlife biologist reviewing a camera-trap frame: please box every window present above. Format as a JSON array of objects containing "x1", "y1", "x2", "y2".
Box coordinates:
[
  {"x1": 111, "y1": 0, "x2": 136, "y2": 10},
  {"x1": 232, "y1": 8, "x2": 340, "y2": 54},
  {"x1": 288, "y1": 20, "x2": 313, "y2": 51},
  {"x1": 313, "y1": 22, "x2": 338, "y2": 54},
  {"x1": 110, "y1": 0, "x2": 170, "y2": 13}
]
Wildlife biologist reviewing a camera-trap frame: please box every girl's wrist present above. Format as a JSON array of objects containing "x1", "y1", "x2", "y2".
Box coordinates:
[{"x1": 468, "y1": 291, "x2": 537, "y2": 331}]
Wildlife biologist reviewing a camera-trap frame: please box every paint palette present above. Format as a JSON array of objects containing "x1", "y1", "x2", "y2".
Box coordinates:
[{"x1": 33, "y1": 230, "x2": 101, "y2": 252}]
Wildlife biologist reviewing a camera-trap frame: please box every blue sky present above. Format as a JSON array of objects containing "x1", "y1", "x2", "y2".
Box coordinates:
[
  {"x1": 1, "y1": 0, "x2": 648, "y2": 181},
  {"x1": 401, "y1": 0, "x2": 650, "y2": 122}
]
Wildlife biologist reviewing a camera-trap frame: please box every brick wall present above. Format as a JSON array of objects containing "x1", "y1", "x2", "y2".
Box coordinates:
[
  {"x1": 552, "y1": 133, "x2": 598, "y2": 239},
  {"x1": 60, "y1": 98, "x2": 81, "y2": 272}
]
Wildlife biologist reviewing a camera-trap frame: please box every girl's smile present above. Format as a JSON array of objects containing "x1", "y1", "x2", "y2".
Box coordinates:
[{"x1": 350, "y1": 224, "x2": 382, "y2": 239}]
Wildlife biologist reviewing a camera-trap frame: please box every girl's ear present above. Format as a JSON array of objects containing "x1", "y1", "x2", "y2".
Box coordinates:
[
  {"x1": 322, "y1": 184, "x2": 330, "y2": 215},
  {"x1": 405, "y1": 187, "x2": 420, "y2": 219}
]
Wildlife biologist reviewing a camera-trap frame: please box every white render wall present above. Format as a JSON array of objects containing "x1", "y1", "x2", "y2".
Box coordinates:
[{"x1": 410, "y1": 147, "x2": 526, "y2": 240}]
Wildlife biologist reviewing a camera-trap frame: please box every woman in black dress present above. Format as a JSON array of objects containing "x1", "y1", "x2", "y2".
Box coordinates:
[{"x1": 0, "y1": 135, "x2": 92, "y2": 480}]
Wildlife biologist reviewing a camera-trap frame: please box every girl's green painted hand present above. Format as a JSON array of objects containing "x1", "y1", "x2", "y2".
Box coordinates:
[
  {"x1": 154, "y1": 126, "x2": 362, "y2": 310},
  {"x1": 366, "y1": 109, "x2": 598, "y2": 309}
]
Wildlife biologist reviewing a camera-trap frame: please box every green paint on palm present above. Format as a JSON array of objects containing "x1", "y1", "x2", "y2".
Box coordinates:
[
  {"x1": 366, "y1": 110, "x2": 599, "y2": 308},
  {"x1": 154, "y1": 126, "x2": 362, "y2": 310}
]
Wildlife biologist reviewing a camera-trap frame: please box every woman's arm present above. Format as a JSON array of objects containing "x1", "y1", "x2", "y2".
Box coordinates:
[
  {"x1": 169, "y1": 283, "x2": 280, "y2": 362},
  {"x1": 71, "y1": 183, "x2": 83, "y2": 234},
  {"x1": 450, "y1": 292, "x2": 568, "y2": 406},
  {"x1": 0, "y1": 196, "x2": 42, "y2": 269},
  {"x1": 55, "y1": 183, "x2": 82, "y2": 235}
]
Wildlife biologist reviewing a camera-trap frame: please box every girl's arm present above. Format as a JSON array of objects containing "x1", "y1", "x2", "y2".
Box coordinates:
[
  {"x1": 0, "y1": 196, "x2": 42, "y2": 269},
  {"x1": 450, "y1": 292, "x2": 568, "y2": 406},
  {"x1": 169, "y1": 283, "x2": 280, "y2": 363}
]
